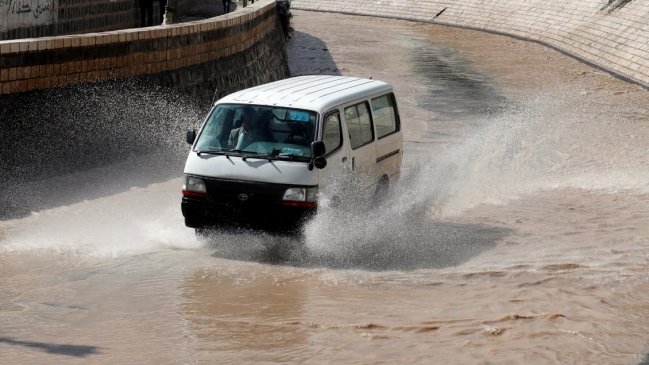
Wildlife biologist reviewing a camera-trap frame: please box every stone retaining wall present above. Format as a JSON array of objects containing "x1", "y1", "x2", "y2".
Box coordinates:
[
  {"x1": 0, "y1": 0, "x2": 285, "y2": 95},
  {"x1": 291, "y1": 0, "x2": 649, "y2": 88}
]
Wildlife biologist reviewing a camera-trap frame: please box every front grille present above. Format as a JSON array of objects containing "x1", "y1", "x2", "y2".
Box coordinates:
[{"x1": 204, "y1": 179, "x2": 287, "y2": 207}]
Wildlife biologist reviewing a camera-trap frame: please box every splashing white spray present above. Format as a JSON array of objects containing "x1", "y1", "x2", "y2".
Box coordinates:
[
  {"x1": 303, "y1": 88, "x2": 649, "y2": 262},
  {"x1": 0, "y1": 178, "x2": 200, "y2": 257},
  {"x1": 0, "y1": 86, "x2": 207, "y2": 257}
]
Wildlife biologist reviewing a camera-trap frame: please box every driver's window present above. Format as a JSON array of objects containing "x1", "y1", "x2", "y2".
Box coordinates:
[
  {"x1": 195, "y1": 107, "x2": 235, "y2": 151},
  {"x1": 322, "y1": 112, "x2": 342, "y2": 155}
]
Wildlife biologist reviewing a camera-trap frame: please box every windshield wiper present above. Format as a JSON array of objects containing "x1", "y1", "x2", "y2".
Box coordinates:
[
  {"x1": 229, "y1": 150, "x2": 272, "y2": 162},
  {"x1": 206, "y1": 149, "x2": 307, "y2": 162},
  {"x1": 274, "y1": 154, "x2": 310, "y2": 162},
  {"x1": 196, "y1": 150, "x2": 228, "y2": 156},
  {"x1": 243, "y1": 156, "x2": 273, "y2": 162},
  {"x1": 242, "y1": 152, "x2": 309, "y2": 162}
]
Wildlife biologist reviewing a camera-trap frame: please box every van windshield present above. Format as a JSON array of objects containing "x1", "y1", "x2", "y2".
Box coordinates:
[{"x1": 194, "y1": 104, "x2": 318, "y2": 160}]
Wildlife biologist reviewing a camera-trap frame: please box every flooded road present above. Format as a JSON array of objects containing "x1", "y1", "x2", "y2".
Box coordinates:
[{"x1": 3, "y1": 10, "x2": 649, "y2": 364}]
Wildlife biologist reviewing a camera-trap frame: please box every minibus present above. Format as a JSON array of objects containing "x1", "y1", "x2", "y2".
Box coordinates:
[{"x1": 182, "y1": 75, "x2": 402, "y2": 231}]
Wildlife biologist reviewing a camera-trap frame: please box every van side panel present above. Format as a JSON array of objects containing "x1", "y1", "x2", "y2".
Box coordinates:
[{"x1": 375, "y1": 133, "x2": 402, "y2": 180}]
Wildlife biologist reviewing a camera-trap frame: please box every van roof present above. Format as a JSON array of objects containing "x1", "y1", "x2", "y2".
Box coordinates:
[{"x1": 216, "y1": 75, "x2": 393, "y2": 113}]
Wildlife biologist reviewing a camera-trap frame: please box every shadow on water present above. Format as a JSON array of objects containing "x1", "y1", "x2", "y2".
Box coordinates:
[
  {"x1": 204, "y1": 219, "x2": 510, "y2": 271},
  {"x1": 639, "y1": 353, "x2": 649, "y2": 365},
  {"x1": 0, "y1": 337, "x2": 101, "y2": 357},
  {"x1": 410, "y1": 40, "x2": 509, "y2": 123},
  {"x1": 287, "y1": 31, "x2": 341, "y2": 76},
  {"x1": 0, "y1": 80, "x2": 204, "y2": 220}
]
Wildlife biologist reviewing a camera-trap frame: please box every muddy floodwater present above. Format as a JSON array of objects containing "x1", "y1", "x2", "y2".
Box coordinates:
[{"x1": 3, "y1": 10, "x2": 649, "y2": 365}]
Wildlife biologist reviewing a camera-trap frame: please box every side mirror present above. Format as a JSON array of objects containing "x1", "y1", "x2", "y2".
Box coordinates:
[
  {"x1": 186, "y1": 129, "x2": 196, "y2": 145},
  {"x1": 308, "y1": 141, "x2": 327, "y2": 170},
  {"x1": 311, "y1": 141, "x2": 326, "y2": 157},
  {"x1": 313, "y1": 156, "x2": 327, "y2": 169}
]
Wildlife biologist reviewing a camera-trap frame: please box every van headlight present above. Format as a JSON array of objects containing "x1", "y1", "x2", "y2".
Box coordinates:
[
  {"x1": 182, "y1": 176, "x2": 207, "y2": 198},
  {"x1": 282, "y1": 187, "x2": 318, "y2": 207}
]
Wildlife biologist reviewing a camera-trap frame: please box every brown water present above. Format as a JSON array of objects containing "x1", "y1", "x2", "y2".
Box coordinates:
[{"x1": 2, "y1": 10, "x2": 649, "y2": 365}]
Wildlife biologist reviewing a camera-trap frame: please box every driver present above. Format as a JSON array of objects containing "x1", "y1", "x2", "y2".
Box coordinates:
[{"x1": 228, "y1": 108, "x2": 274, "y2": 150}]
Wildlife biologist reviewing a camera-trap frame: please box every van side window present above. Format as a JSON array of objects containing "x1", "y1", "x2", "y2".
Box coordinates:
[
  {"x1": 344, "y1": 101, "x2": 374, "y2": 150},
  {"x1": 322, "y1": 112, "x2": 342, "y2": 155},
  {"x1": 372, "y1": 93, "x2": 399, "y2": 139}
]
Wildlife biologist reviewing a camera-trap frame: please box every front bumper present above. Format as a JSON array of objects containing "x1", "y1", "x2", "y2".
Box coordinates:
[{"x1": 181, "y1": 177, "x2": 317, "y2": 232}]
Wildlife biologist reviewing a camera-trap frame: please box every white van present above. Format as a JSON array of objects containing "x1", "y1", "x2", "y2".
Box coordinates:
[{"x1": 182, "y1": 75, "x2": 402, "y2": 231}]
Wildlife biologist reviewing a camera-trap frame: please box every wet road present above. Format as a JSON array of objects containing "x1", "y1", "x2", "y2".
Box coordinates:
[{"x1": 2, "y1": 10, "x2": 649, "y2": 365}]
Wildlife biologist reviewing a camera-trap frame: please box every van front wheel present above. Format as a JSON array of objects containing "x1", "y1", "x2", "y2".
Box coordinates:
[{"x1": 372, "y1": 176, "x2": 389, "y2": 207}]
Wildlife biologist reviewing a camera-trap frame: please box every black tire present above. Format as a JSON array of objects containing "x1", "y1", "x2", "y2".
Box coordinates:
[{"x1": 372, "y1": 176, "x2": 389, "y2": 207}]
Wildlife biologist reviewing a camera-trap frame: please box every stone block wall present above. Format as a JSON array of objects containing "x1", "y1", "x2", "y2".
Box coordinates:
[
  {"x1": 291, "y1": 0, "x2": 649, "y2": 88},
  {"x1": 0, "y1": 1, "x2": 285, "y2": 95}
]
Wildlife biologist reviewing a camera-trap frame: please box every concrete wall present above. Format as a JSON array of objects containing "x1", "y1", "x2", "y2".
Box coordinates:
[
  {"x1": 1, "y1": 0, "x2": 58, "y2": 38},
  {"x1": 291, "y1": 0, "x2": 649, "y2": 88},
  {"x1": 0, "y1": 0, "x2": 140, "y2": 40}
]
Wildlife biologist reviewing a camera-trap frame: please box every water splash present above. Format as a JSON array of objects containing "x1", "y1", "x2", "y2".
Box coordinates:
[
  {"x1": 410, "y1": 88, "x2": 649, "y2": 217},
  {"x1": 1, "y1": 83, "x2": 205, "y2": 220},
  {"x1": 0, "y1": 84, "x2": 207, "y2": 257},
  {"x1": 0, "y1": 178, "x2": 200, "y2": 258},
  {"x1": 302, "y1": 88, "x2": 649, "y2": 265}
]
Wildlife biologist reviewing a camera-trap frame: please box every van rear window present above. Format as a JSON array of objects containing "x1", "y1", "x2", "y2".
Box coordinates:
[{"x1": 372, "y1": 93, "x2": 399, "y2": 139}]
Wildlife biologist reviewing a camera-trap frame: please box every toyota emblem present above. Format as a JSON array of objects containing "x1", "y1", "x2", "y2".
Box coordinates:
[{"x1": 237, "y1": 193, "x2": 249, "y2": 201}]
